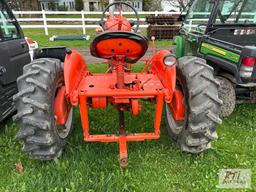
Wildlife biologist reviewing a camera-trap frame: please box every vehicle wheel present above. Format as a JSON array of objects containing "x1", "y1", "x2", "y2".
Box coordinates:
[
  {"x1": 13, "y1": 58, "x2": 73, "y2": 160},
  {"x1": 216, "y1": 76, "x2": 236, "y2": 118},
  {"x1": 165, "y1": 56, "x2": 222, "y2": 154},
  {"x1": 0, "y1": 82, "x2": 17, "y2": 122}
]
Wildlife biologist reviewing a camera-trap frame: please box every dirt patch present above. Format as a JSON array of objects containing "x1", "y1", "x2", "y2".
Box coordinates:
[{"x1": 75, "y1": 47, "x2": 172, "y2": 64}]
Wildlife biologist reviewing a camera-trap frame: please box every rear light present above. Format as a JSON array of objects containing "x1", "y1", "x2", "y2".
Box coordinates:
[
  {"x1": 240, "y1": 57, "x2": 255, "y2": 79},
  {"x1": 25, "y1": 37, "x2": 34, "y2": 45},
  {"x1": 242, "y1": 57, "x2": 255, "y2": 67},
  {"x1": 96, "y1": 28, "x2": 103, "y2": 34}
]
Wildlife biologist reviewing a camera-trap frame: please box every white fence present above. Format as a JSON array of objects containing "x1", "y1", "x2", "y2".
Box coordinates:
[
  {"x1": 13, "y1": 11, "x2": 256, "y2": 36},
  {"x1": 13, "y1": 10, "x2": 181, "y2": 36}
]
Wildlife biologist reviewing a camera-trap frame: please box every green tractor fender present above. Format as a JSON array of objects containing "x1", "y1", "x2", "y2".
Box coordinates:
[{"x1": 174, "y1": 36, "x2": 185, "y2": 58}]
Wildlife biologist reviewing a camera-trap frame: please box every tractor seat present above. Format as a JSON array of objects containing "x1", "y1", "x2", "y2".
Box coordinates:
[{"x1": 90, "y1": 31, "x2": 149, "y2": 64}]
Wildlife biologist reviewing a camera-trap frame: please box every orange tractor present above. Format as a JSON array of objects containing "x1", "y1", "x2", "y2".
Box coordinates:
[{"x1": 14, "y1": 2, "x2": 222, "y2": 167}]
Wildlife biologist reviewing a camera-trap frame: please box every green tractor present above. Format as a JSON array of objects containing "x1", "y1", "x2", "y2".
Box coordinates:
[{"x1": 175, "y1": 0, "x2": 256, "y2": 117}]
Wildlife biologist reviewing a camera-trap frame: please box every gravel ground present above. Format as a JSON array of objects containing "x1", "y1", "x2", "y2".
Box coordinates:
[{"x1": 76, "y1": 47, "x2": 172, "y2": 64}]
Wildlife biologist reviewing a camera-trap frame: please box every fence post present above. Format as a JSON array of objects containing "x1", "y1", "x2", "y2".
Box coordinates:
[
  {"x1": 42, "y1": 10, "x2": 49, "y2": 36},
  {"x1": 155, "y1": 10, "x2": 158, "y2": 16},
  {"x1": 81, "y1": 10, "x2": 86, "y2": 35}
]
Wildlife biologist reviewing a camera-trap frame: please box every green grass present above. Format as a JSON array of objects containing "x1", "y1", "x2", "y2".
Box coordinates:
[
  {"x1": 23, "y1": 28, "x2": 173, "y2": 49},
  {"x1": 0, "y1": 64, "x2": 255, "y2": 192}
]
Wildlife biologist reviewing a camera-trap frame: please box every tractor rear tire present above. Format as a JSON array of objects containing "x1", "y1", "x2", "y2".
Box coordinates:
[
  {"x1": 165, "y1": 56, "x2": 222, "y2": 154},
  {"x1": 216, "y1": 76, "x2": 236, "y2": 118},
  {"x1": 13, "y1": 58, "x2": 73, "y2": 160}
]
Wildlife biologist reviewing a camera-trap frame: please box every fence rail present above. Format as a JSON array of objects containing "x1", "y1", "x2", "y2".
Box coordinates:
[
  {"x1": 13, "y1": 10, "x2": 181, "y2": 36},
  {"x1": 13, "y1": 11, "x2": 256, "y2": 36}
]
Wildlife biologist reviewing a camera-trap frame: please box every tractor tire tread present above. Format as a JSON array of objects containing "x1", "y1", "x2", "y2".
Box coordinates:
[
  {"x1": 216, "y1": 76, "x2": 236, "y2": 118},
  {"x1": 14, "y1": 58, "x2": 69, "y2": 160},
  {"x1": 22, "y1": 117, "x2": 50, "y2": 130},
  {"x1": 13, "y1": 86, "x2": 35, "y2": 101},
  {"x1": 166, "y1": 56, "x2": 222, "y2": 154}
]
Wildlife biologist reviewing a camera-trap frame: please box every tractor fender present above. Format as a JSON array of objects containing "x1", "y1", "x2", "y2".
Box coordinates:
[
  {"x1": 174, "y1": 36, "x2": 185, "y2": 58},
  {"x1": 34, "y1": 46, "x2": 67, "y2": 62},
  {"x1": 64, "y1": 50, "x2": 88, "y2": 105},
  {"x1": 151, "y1": 50, "x2": 176, "y2": 100}
]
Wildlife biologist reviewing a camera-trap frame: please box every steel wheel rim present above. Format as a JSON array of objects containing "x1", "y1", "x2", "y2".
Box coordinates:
[
  {"x1": 165, "y1": 76, "x2": 187, "y2": 135},
  {"x1": 165, "y1": 104, "x2": 185, "y2": 134},
  {"x1": 56, "y1": 108, "x2": 73, "y2": 139}
]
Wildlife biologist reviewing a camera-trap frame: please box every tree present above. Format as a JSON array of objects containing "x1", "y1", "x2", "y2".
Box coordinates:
[
  {"x1": 6, "y1": 0, "x2": 39, "y2": 11},
  {"x1": 75, "y1": 0, "x2": 84, "y2": 11},
  {"x1": 6, "y1": 0, "x2": 19, "y2": 10},
  {"x1": 166, "y1": 0, "x2": 191, "y2": 11},
  {"x1": 143, "y1": 0, "x2": 163, "y2": 11},
  {"x1": 99, "y1": 0, "x2": 108, "y2": 11},
  {"x1": 48, "y1": 0, "x2": 57, "y2": 11},
  {"x1": 109, "y1": 0, "x2": 114, "y2": 12}
]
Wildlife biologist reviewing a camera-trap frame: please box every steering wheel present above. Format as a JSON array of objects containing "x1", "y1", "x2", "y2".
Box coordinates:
[{"x1": 100, "y1": 1, "x2": 140, "y2": 32}]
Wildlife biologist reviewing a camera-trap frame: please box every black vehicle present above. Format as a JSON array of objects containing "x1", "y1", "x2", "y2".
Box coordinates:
[
  {"x1": 0, "y1": 0, "x2": 31, "y2": 122},
  {"x1": 175, "y1": 0, "x2": 256, "y2": 117}
]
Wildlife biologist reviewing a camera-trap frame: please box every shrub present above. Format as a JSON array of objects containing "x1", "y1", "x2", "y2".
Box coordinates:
[
  {"x1": 75, "y1": 0, "x2": 84, "y2": 11},
  {"x1": 48, "y1": 1, "x2": 56, "y2": 11},
  {"x1": 57, "y1": 5, "x2": 68, "y2": 11}
]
